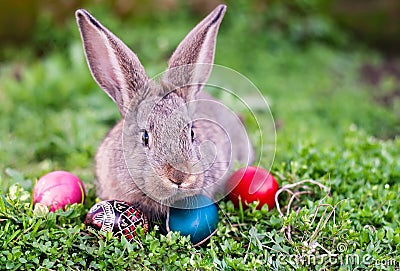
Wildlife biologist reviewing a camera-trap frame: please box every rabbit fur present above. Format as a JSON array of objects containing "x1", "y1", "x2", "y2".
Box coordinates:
[{"x1": 76, "y1": 5, "x2": 253, "y2": 220}]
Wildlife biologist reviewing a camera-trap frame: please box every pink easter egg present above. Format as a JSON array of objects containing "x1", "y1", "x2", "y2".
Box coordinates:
[{"x1": 33, "y1": 171, "x2": 86, "y2": 212}]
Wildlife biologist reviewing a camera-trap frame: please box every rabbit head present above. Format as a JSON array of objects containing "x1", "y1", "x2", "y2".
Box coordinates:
[{"x1": 76, "y1": 5, "x2": 231, "y2": 210}]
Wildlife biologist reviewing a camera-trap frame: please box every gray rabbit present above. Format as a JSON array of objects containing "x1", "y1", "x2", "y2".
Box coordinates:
[{"x1": 76, "y1": 5, "x2": 253, "y2": 220}]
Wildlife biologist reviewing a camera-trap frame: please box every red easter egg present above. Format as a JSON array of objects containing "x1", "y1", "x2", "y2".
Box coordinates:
[
  {"x1": 226, "y1": 166, "x2": 279, "y2": 210},
  {"x1": 33, "y1": 171, "x2": 85, "y2": 212},
  {"x1": 85, "y1": 200, "x2": 149, "y2": 242}
]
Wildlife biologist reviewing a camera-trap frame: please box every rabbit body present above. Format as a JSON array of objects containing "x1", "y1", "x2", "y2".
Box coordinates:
[{"x1": 76, "y1": 5, "x2": 253, "y2": 220}]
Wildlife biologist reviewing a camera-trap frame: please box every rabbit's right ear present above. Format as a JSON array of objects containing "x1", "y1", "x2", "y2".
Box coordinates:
[
  {"x1": 166, "y1": 5, "x2": 226, "y2": 101},
  {"x1": 76, "y1": 9, "x2": 148, "y2": 116}
]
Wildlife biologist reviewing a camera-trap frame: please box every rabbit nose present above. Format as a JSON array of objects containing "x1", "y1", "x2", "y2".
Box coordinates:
[
  {"x1": 165, "y1": 164, "x2": 189, "y2": 185},
  {"x1": 169, "y1": 169, "x2": 187, "y2": 185}
]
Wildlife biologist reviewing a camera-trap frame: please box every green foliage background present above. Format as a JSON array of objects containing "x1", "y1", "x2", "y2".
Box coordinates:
[{"x1": 0, "y1": 0, "x2": 399, "y2": 270}]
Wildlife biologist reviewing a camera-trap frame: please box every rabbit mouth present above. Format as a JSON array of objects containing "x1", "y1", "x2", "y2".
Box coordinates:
[
  {"x1": 157, "y1": 176, "x2": 202, "y2": 200},
  {"x1": 168, "y1": 174, "x2": 199, "y2": 188},
  {"x1": 167, "y1": 178, "x2": 201, "y2": 192}
]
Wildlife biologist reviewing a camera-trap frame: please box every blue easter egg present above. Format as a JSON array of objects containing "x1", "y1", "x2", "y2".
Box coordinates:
[{"x1": 168, "y1": 195, "x2": 219, "y2": 244}]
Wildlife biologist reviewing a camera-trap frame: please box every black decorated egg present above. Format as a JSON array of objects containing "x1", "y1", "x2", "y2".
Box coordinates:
[{"x1": 85, "y1": 200, "x2": 149, "y2": 241}]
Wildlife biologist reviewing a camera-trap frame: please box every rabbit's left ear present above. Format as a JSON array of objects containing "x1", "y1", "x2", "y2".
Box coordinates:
[
  {"x1": 76, "y1": 9, "x2": 148, "y2": 117},
  {"x1": 166, "y1": 5, "x2": 226, "y2": 100}
]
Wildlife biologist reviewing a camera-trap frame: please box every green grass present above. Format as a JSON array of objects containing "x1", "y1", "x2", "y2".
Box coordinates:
[
  {"x1": 1, "y1": 129, "x2": 399, "y2": 270},
  {"x1": 0, "y1": 2, "x2": 399, "y2": 270}
]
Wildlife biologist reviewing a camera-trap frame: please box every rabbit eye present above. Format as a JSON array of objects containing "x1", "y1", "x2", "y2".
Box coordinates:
[
  {"x1": 141, "y1": 129, "x2": 149, "y2": 147},
  {"x1": 191, "y1": 128, "x2": 195, "y2": 143}
]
